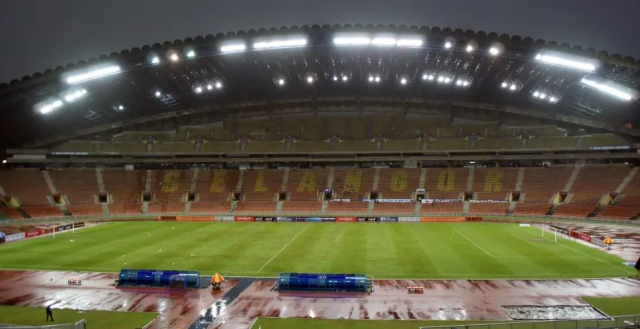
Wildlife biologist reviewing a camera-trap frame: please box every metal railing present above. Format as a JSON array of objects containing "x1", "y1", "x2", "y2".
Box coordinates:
[
  {"x1": 419, "y1": 314, "x2": 640, "y2": 329},
  {"x1": 0, "y1": 319, "x2": 86, "y2": 329}
]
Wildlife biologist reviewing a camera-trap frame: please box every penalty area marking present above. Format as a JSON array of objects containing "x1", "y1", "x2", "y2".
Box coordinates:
[
  {"x1": 257, "y1": 223, "x2": 311, "y2": 273},
  {"x1": 452, "y1": 227, "x2": 494, "y2": 258},
  {"x1": 510, "y1": 233, "x2": 540, "y2": 247}
]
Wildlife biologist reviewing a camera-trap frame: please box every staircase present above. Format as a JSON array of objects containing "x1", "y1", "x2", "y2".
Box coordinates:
[
  {"x1": 414, "y1": 202, "x2": 422, "y2": 215},
  {"x1": 615, "y1": 167, "x2": 638, "y2": 193},
  {"x1": 42, "y1": 171, "x2": 58, "y2": 194},
  {"x1": 275, "y1": 201, "x2": 284, "y2": 213},
  {"x1": 327, "y1": 168, "x2": 335, "y2": 189},
  {"x1": 507, "y1": 202, "x2": 517, "y2": 214},
  {"x1": 367, "y1": 201, "x2": 375, "y2": 215},
  {"x1": 281, "y1": 168, "x2": 290, "y2": 191},
  {"x1": 466, "y1": 167, "x2": 475, "y2": 191},
  {"x1": 372, "y1": 168, "x2": 381, "y2": 191},
  {"x1": 547, "y1": 204, "x2": 559, "y2": 216},
  {"x1": 101, "y1": 203, "x2": 110, "y2": 216},
  {"x1": 183, "y1": 201, "x2": 192, "y2": 214},
  {"x1": 588, "y1": 205, "x2": 604, "y2": 218},
  {"x1": 321, "y1": 201, "x2": 329, "y2": 213},
  {"x1": 95, "y1": 168, "x2": 106, "y2": 193},
  {"x1": 462, "y1": 201, "x2": 470, "y2": 214}
]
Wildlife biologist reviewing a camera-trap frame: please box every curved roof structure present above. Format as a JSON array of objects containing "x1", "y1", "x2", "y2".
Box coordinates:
[{"x1": 1, "y1": 24, "x2": 639, "y2": 150}]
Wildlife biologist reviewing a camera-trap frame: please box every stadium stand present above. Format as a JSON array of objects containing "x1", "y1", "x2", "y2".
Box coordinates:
[
  {"x1": 147, "y1": 203, "x2": 184, "y2": 213},
  {"x1": 468, "y1": 203, "x2": 509, "y2": 215},
  {"x1": 235, "y1": 201, "x2": 277, "y2": 213},
  {"x1": 109, "y1": 203, "x2": 141, "y2": 215},
  {"x1": 424, "y1": 168, "x2": 467, "y2": 199},
  {"x1": 377, "y1": 169, "x2": 421, "y2": 199},
  {"x1": 241, "y1": 170, "x2": 284, "y2": 201},
  {"x1": 67, "y1": 204, "x2": 104, "y2": 216},
  {"x1": 48, "y1": 169, "x2": 99, "y2": 204},
  {"x1": 22, "y1": 205, "x2": 64, "y2": 218},
  {"x1": 0, "y1": 170, "x2": 51, "y2": 205},
  {"x1": 102, "y1": 169, "x2": 146, "y2": 203},
  {"x1": 552, "y1": 204, "x2": 597, "y2": 218},
  {"x1": 568, "y1": 166, "x2": 630, "y2": 204},
  {"x1": 520, "y1": 167, "x2": 573, "y2": 203},
  {"x1": 286, "y1": 169, "x2": 328, "y2": 201},
  {"x1": 595, "y1": 205, "x2": 640, "y2": 220},
  {"x1": 190, "y1": 201, "x2": 231, "y2": 213},
  {"x1": 420, "y1": 202, "x2": 463, "y2": 214},
  {"x1": 332, "y1": 169, "x2": 376, "y2": 200},
  {"x1": 0, "y1": 205, "x2": 22, "y2": 219},
  {"x1": 373, "y1": 202, "x2": 415, "y2": 214},
  {"x1": 326, "y1": 202, "x2": 369, "y2": 213},
  {"x1": 195, "y1": 170, "x2": 239, "y2": 202},
  {"x1": 512, "y1": 203, "x2": 551, "y2": 216},
  {"x1": 148, "y1": 170, "x2": 193, "y2": 203},
  {"x1": 281, "y1": 201, "x2": 322, "y2": 213},
  {"x1": 617, "y1": 169, "x2": 640, "y2": 206},
  {"x1": 472, "y1": 167, "x2": 518, "y2": 201}
]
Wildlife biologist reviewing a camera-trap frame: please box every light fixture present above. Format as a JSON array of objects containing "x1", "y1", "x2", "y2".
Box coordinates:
[
  {"x1": 333, "y1": 36, "x2": 371, "y2": 46},
  {"x1": 206, "y1": 84, "x2": 213, "y2": 91},
  {"x1": 535, "y1": 51, "x2": 598, "y2": 72},
  {"x1": 117, "y1": 105, "x2": 125, "y2": 111},
  {"x1": 215, "y1": 81, "x2": 223, "y2": 89},
  {"x1": 375, "y1": 76, "x2": 381, "y2": 82},
  {"x1": 371, "y1": 37, "x2": 397, "y2": 46},
  {"x1": 38, "y1": 99, "x2": 63, "y2": 114},
  {"x1": 195, "y1": 86, "x2": 203, "y2": 94},
  {"x1": 509, "y1": 84, "x2": 517, "y2": 91},
  {"x1": 444, "y1": 41, "x2": 453, "y2": 49},
  {"x1": 1, "y1": 160, "x2": 6, "y2": 164},
  {"x1": 151, "y1": 56, "x2": 160, "y2": 64},
  {"x1": 341, "y1": 75, "x2": 348, "y2": 82},
  {"x1": 220, "y1": 43, "x2": 247, "y2": 53},
  {"x1": 501, "y1": 82, "x2": 509, "y2": 89},
  {"x1": 306, "y1": 76, "x2": 314, "y2": 84},
  {"x1": 155, "y1": 91, "x2": 162, "y2": 97},
  {"x1": 466, "y1": 44, "x2": 474, "y2": 53},
  {"x1": 277, "y1": 78, "x2": 285, "y2": 86},
  {"x1": 170, "y1": 53, "x2": 179, "y2": 62},
  {"x1": 254, "y1": 38, "x2": 307, "y2": 49},
  {"x1": 548, "y1": 96, "x2": 559, "y2": 103},
  {"x1": 186, "y1": 50, "x2": 196, "y2": 58},
  {"x1": 65, "y1": 65, "x2": 121, "y2": 84},
  {"x1": 581, "y1": 77, "x2": 635, "y2": 101},
  {"x1": 396, "y1": 38, "x2": 424, "y2": 47},
  {"x1": 533, "y1": 91, "x2": 540, "y2": 98},
  {"x1": 63, "y1": 89, "x2": 88, "y2": 102},
  {"x1": 489, "y1": 46, "x2": 500, "y2": 56},
  {"x1": 400, "y1": 78, "x2": 407, "y2": 85},
  {"x1": 368, "y1": 76, "x2": 374, "y2": 82}
]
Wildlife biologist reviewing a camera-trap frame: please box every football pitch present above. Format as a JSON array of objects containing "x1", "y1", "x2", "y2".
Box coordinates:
[{"x1": 0, "y1": 222, "x2": 634, "y2": 279}]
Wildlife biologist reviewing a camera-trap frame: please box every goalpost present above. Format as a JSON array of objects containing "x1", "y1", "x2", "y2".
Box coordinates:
[{"x1": 541, "y1": 225, "x2": 558, "y2": 242}]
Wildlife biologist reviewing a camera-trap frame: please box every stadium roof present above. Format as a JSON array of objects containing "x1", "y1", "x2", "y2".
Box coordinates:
[{"x1": 1, "y1": 24, "x2": 639, "y2": 150}]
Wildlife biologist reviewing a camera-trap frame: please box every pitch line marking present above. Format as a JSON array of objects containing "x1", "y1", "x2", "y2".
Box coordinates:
[
  {"x1": 257, "y1": 223, "x2": 311, "y2": 273},
  {"x1": 510, "y1": 233, "x2": 540, "y2": 247},
  {"x1": 452, "y1": 227, "x2": 494, "y2": 257}
]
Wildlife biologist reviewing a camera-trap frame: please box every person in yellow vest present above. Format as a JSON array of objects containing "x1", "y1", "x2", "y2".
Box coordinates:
[
  {"x1": 211, "y1": 273, "x2": 225, "y2": 290},
  {"x1": 603, "y1": 236, "x2": 614, "y2": 250}
]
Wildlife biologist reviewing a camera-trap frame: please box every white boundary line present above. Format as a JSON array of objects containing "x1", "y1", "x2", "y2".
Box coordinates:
[
  {"x1": 510, "y1": 233, "x2": 540, "y2": 247},
  {"x1": 452, "y1": 227, "x2": 494, "y2": 257},
  {"x1": 257, "y1": 223, "x2": 311, "y2": 273}
]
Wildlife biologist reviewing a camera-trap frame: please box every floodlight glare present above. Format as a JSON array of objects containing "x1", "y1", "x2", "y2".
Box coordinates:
[
  {"x1": 206, "y1": 84, "x2": 214, "y2": 90},
  {"x1": 396, "y1": 38, "x2": 424, "y2": 47},
  {"x1": 170, "y1": 53, "x2": 179, "y2": 62},
  {"x1": 215, "y1": 82, "x2": 223, "y2": 89},
  {"x1": 466, "y1": 45, "x2": 474, "y2": 53},
  {"x1": 371, "y1": 37, "x2": 397, "y2": 46},
  {"x1": 220, "y1": 43, "x2": 247, "y2": 53},
  {"x1": 195, "y1": 86, "x2": 203, "y2": 93},
  {"x1": 333, "y1": 76, "x2": 338, "y2": 81},
  {"x1": 186, "y1": 50, "x2": 196, "y2": 58},
  {"x1": 307, "y1": 76, "x2": 314, "y2": 84},
  {"x1": 444, "y1": 41, "x2": 453, "y2": 49},
  {"x1": 333, "y1": 37, "x2": 371, "y2": 46},
  {"x1": 39, "y1": 99, "x2": 63, "y2": 114},
  {"x1": 400, "y1": 78, "x2": 407, "y2": 85},
  {"x1": 462, "y1": 81, "x2": 470, "y2": 87},
  {"x1": 155, "y1": 91, "x2": 162, "y2": 97},
  {"x1": 539, "y1": 93, "x2": 547, "y2": 99},
  {"x1": 489, "y1": 47, "x2": 500, "y2": 56},
  {"x1": 63, "y1": 89, "x2": 88, "y2": 102},
  {"x1": 437, "y1": 76, "x2": 445, "y2": 83},
  {"x1": 254, "y1": 38, "x2": 307, "y2": 49},
  {"x1": 375, "y1": 76, "x2": 381, "y2": 82},
  {"x1": 118, "y1": 105, "x2": 124, "y2": 110},
  {"x1": 368, "y1": 76, "x2": 374, "y2": 82},
  {"x1": 277, "y1": 78, "x2": 285, "y2": 86},
  {"x1": 533, "y1": 91, "x2": 540, "y2": 97},
  {"x1": 548, "y1": 96, "x2": 559, "y2": 103},
  {"x1": 342, "y1": 76, "x2": 348, "y2": 82},
  {"x1": 1, "y1": 160, "x2": 6, "y2": 164},
  {"x1": 535, "y1": 51, "x2": 597, "y2": 72},
  {"x1": 501, "y1": 82, "x2": 509, "y2": 88},
  {"x1": 581, "y1": 77, "x2": 634, "y2": 101},
  {"x1": 65, "y1": 65, "x2": 121, "y2": 84},
  {"x1": 509, "y1": 84, "x2": 517, "y2": 91},
  {"x1": 151, "y1": 57, "x2": 160, "y2": 64},
  {"x1": 444, "y1": 77, "x2": 452, "y2": 84}
]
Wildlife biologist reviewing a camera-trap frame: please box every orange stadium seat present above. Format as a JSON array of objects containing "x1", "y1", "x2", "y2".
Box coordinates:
[
  {"x1": 468, "y1": 203, "x2": 509, "y2": 215},
  {"x1": 420, "y1": 202, "x2": 463, "y2": 214},
  {"x1": 423, "y1": 168, "x2": 468, "y2": 199},
  {"x1": 595, "y1": 205, "x2": 640, "y2": 220},
  {"x1": 472, "y1": 168, "x2": 518, "y2": 201},
  {"x1": 148, "y1": 170, "x2": 193, "y2": 203},
  {"x1": 67, "y1": 204, "x2": 103, "y2": 216},
  {"x1": 552, "y1": 204, "x2": 597, "y2": 218},
  {"x1": 377, "y1": 169, "x2": 421, "y2": 199},
  {"x1": 109, "y1": 203, "x2": 141, "y2": 215},
  {"x1": 286, "y1": 169, "x2": 328, "y2": 201},
  {"x1": 520, "y1": 167, "x2": 573, "y2": 203},
  {"x1": 0, "y1": 170, "x2": 51, "y2": 205},
  {"x1": 22, "y1": 205, "x2": 64, "y2": 218},
  {"x1": 281, "y1": 201, "x2": 322, "y2": 213},
  {"x1": 373, "y1": 202, "x2": 415, "y2": 214},
  {"x1": 241, "y1": 170, "x2": 284, "y2": 201},
  {"x1": 190, "y1": 201, "x2": 231, "y2": 213},
  {"x1": 147, "y1": 203, "x2": 184, "y2": 213},
  {"x1": 0, "y1": 206, "x2": 23, "y2": 219},
  {"x1": 195, "y1": 170, "x2": 239, "y2": 202},
  {"x1": 617, "y1": 170, "x2": 640, "y2": 206},
  {"x1": 512, "y1": 203, "x2": 551, "y2": 216},
  {"x1": 48, "y1": 169, "x2": 98, "y2": 204},
  {"x1": 102, "y1": 169, "x2": 146, "y2": 204},
  {"x1": 326, "y1": 202, "x2": 369, "y2": 213},
  {"x1": 568, "y1": 166, "x2": 629, "y2": 204},
  {"x1": 234, "y1": 201, "x2": 277, "y2": 213},
  {"x1": 332, "y1": 169, "x2": 376, "y2": 200}
]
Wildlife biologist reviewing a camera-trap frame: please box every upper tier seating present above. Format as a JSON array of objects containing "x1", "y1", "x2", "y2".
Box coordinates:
[
  {"x1": 332, "y1": 169, "x2": 376, "y2": 200},
  {"x1": 0, "y1": 170, "x2": 51, "y2": 205},
  {"x1": 377, "y1": 169, "x2": 421, "y2": 199},
  {"x1": 424, "y1": 168, "x2": 468, "y2": 199},
  {"x1": 148, "y1": 170, "x2": 193, "y2": 203},
  {"x1": 520, "y1": 167, "x2": 573, "y2": 203},
  {"x1": 286, "y1": 169, "x2": 328, "y2": 201},
  {"x1": 618, "y1": 169, "x2": 640, "y2": 206},
  {"x1": 102, "y1": 169, "x2": 146, "y2": 203},
  {"x1": 568, "y1": 166, "x2": 629, "y2": 204},
  {"x1": 195, "y1": 170, "x2": 239, "y2": 202},
  {"x1": 48, "y1": 170, "x2": 98, "y2": 204},
  {"x1": 241, "y1": 170, "x2": 284, "y2": 201},
  {"x1": 472, "y1": 168, "x2": 518, "y2": 201}
]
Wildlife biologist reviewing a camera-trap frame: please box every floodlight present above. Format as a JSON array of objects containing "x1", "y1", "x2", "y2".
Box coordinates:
[
  {"x1": 400, "y1": 78, "x2": 407, "y2": 85},
  {"x1": 254, "y1": 38, "x2": 307, "y2": 49},
  {"x1": 342, "y1": 76, "x2": 348, "y2": 82},
  {"x1": 333, "y1": 36, "x2": 371, "y2": 46},
  {"x1": 65, "y1": 65, "x2": 121, "y2": 84},
  {"x1": 489, "y1": 47, "x2": 500, "y2": 56},
  {"x1": 375, "y1": 76, "x2": 381, "y2": 82},
  {"x1": 151, "y1": 56, "x2": 160, "y2": 64},
  {"x1": 333, "y1": 76, "x2": 338, "y2": 81},
  {"x1": 1, "y1": 160, "x2": 6, "y2": 164},
  {"x1": 456, "y1": 80, "x2": 463, "y2": 86},
  {"x1": 155, "y1": 91, "x2": 162, "y2": 97},
  {"x1": 466, "y1": 45, "x2": 474, "y2": 53},
  {"x1": 462, "y1": 81, "x2": 470, "y2": 87},
  {"x1": 501, "y1": 82, "x2": 509, "y2": 88},
  {"x1": 63, "y1": 89, "x2": 88, "y2": 102},
  {"x1": 186, "y1": 50, "x2": 196, "y2": 58},
  {"x1": 195, "y1": 86, "x2": 203, "y2": 94},
  {"x1": 170, "y1": 53, "x2": 179, "y2": 62},
  {"x1": 368, "y1": 76, "x2": 374, "y2": 82},
  {"x1": 372, "y1": 37, "x2": 397, "y2": 46},
  {"x1": 215, "y1": 82, "x2": 223, "y2": 89},
  {"x1": 548, "y1": 96, "x2": 559, "y2": 103},
  {"x1": 581, "y1": 77, "x2": 635, "y2": 101},
  {"x1": 220, "y1": 43, "x2": 247, "y2": 53},
  {"x1": 277, "y1": 78, "x2": 286, "y2": 86},
  {"x1": 444, "y1": 41, "x2": 453, "y2": 49},
  {"x1": 206, "y1": 84, "x2": 214, "y2": 90},
  {"x1": 38, "y1": 99, "x2": 63, "y2": 114},
  {"x1": 397, "y1": 38, "x2": 424, "y2": 47},
  {"x1": 443, "y1": 77, "x2": 452, "y2": 84},
  {"x1": 118, "y1": 105, "x2": 124, "y2": 110},
  {"x1": 306, "y1": 76, "x2": 314, "y2": 84},
  {"x1": 437, "y1": 76, "x2": 445, "y2": 83},
  {"x1": 535, "y1": 51, "x2": 597, "y2": 72},
  {"x1": 533, "y1": 91, "x2": 540, "y2": 98},
  {"x1": 539, "y1": 93, "x2": 547, "y2": 99},
  {"x1": 509, "y1": 84, "x2": 517, "y2": 91}
]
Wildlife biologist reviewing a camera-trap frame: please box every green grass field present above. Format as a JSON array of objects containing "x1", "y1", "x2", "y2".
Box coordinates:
[
  {"x1": 0, "y1": 222, "x2": 634, "y2": 279},
  {"x1": 250, "y1": 297, "x2": 640, "y2": 329},
  {"x1": 0, "y1": 305, "x2": 156, "y2": 328}
]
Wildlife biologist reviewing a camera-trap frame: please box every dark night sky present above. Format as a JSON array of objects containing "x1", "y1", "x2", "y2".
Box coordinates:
[{"x1": 1, "y1": 0, "x2": 639, "y2": 83}]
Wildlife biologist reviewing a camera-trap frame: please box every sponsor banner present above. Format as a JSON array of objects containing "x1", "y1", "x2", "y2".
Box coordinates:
[
  {"x1": 234, "y1": 216, "x2": 255, "y2": 222},
  {"x1": 25, "y1": 231, "x2": 41, "y2": 238},
  {"x1": 254, "y1": 217, "x2": 276, "y2": 221},
  {"x1": 357, "y1": 217, "x2": 378, "y2": 222},
  {"x1": 465, "y1": 217, "x2": 483, "y2": 222},
  {"x1": 277, "y1": 217, "x2": 292, "y2": 222},
  {"x1": 420, "y1": 217, "x2": 466, "y2": 222},
  {"x1": 469, "y1": 199, "x2": 508, "y2": 203},
  {"x1": 321, "y1": 217, "x2": 336, "y2": 222},
  {"x1": 55, "y1": 224, "x2": 73, "y2": 232},
  {"x1": 215, "y1": 216, "x2": 234, "y2": 222},
  {"x1": 519, "y1": 224, "x2": 531, "y2": 227},
  {"x1": 578, "y1": 233, "x2": 592, "y2": 243},
  {"x1": 73, "y1": 221, "x2": 85, "y2": 228},
  {"x1": 330, "y1": 199, "x2": 351, "y2": 202},
  {"x1": 378, "y1": 217, "x2": 398, "y2": 222},
  {"x1": 374, "y1": 199, "x2": 413, "y2": 203},
  {"x1": 176, "y1": 216, "x2": 214, "y2": 221},
  {"x1": 399, "y1": 217, "x2": 420, "y2": 222},
  {"x1": 421, "y1": 199, "x2": 461, "y2": 204},
  {"x1": 157, "y1": 216, "x2": 177, "y2": 221},
  {"x1": 336, "y1": 217, "x2": 357, "y2": 222},
  {"x1": 551, "y1": 225, "x2": 569, "y2": 235},
  {"x1": 5, "y1": 232, "x2": 26, "y2": 242}
]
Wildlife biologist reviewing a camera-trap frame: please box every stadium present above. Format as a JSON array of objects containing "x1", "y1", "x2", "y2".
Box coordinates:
[{"x1": 0, "y1": 22, "x2": 640, "y2": 329}]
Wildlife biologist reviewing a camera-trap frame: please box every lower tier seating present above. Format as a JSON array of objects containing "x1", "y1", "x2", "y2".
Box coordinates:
[
  {"x1": 373, "y1": 203, "x2": 415, "y2": 214},
  {"x1": 595, "y1": 205, "x2": 640, "y2": 220},
  {"x1": 109, "y1": 204, "x2": 141, "y2": 215},
  {"x1": 148, "y1": 203, "x2": 184, "y2": 214},
  {"x1": 281, "y1": 202, "x2": 322, "y2": 213},
  {"x1": 67, "y1": 204, "x2": 103, "y2": 216},
  {"x1": 512, "y1": 203, "x2": 551, "y2": 216},
  {"x1": 190, "y1": 202, "x2": 230, "y2": 213},
  {"x1": 326, "y1": 202, "x2": 369, "y2": 213},
  {"x1": 468, "y1": 203, "x2": 509, "y2": 215},
  {"x1": 23, "y1": 205, "x2": 64, "y2": 218},
  {"x1": 234, "y1": 201, "x2": 277, "y2": 213},
  {"x1": 0, "y1": 206, "x2": 23, "y2": 219},
  {"x1": 552, "y1": 204, "x2": 596, "y2": 218},
  {"x1": 420, "y1": 202, "x2": 463, "y2": 214}
]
